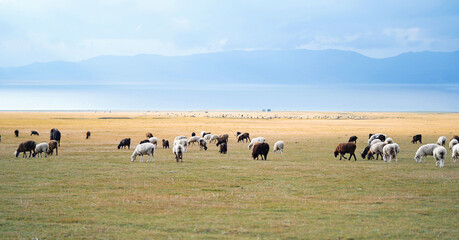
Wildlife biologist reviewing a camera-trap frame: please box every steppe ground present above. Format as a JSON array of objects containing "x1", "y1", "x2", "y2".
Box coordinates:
[{"x1": 0, "y1": 111, "x2": 458, "y2": 239}]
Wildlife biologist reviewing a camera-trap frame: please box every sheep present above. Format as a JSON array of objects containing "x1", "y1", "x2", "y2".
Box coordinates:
[
  {"x1": 219, "y1": 142, "x2": 228, "y2": 154},
  {"x1": 252, "y1": 142, "x2": 269, "y2": 160},
  {"x1": 175, "y1": 136, "x2": 187, "y2": 141},
  {"x1": 201, "y1": 131, "x2": 211, "y2": 137},
  {"x1": 411, "y1": 134, "x2": 422, "y2": 144},
  {"x1": 118, "y1": 138, "x2": 131, "y2": 149},
  {"x1": 131, "y1": 143, "x2": 155, "y2": 162},
  {"x1": 199, "y1": 138, "x2": 208, "y2": 151},
  {"x1": 14, "y1": 140, "x2": 36, "y2": 158},
  {"x1": 361, "y1": 145, "x2": 373, "y2": 160},
  {"x1": 334, "y1": 142, "x2": 357, "y2": 161},
  {"x1": 236, "y1": 131, "x2": 242, "y2": 137},
  {"x1": 30, "y1": 130, "x2": 39, "y2": 136},
  {"x1": 209, "y1": 134, "x2": 219, "y2": 143},
  {"x1": 273, "y1": 141, "x2": 284, "y2": 154},
  {"x1": 50, "y1": 128, "x2": 61, "y2": 146},
  {"x1": 367, "y1": 142, "x2": 387, "y2": 160},
  {"x1": 237, "y1": 133, "x2": 251, "y2": 143},
  {"x1": 370, "y1": 139, "x2": 382, "y2": 145},
  {"x1": 188, "y1": 136, "x2": 201, "y2": 145},
  {"x1": 146, "y1": 132, "x2": 153, "y2": 138},
  {"x1": 47, "y1": 140, "x2": 58, "y2": 155},
  {"x1": 433, "y1": 146, "x2": 447, "y2": 168},
  {"x1": 33, "y1": 142, "x2": 49, "y2": 158},
  {"x1": 248, "y1": 137, "x2": 266, "y2": 150},
  {"x1": 174, "y1": 139, "x2": 188, "y2": 152},
  {"x1": 437, "y1": 136, "x2": 447, "y2": 146},
  {"x1": 452, "y1": 144, "x2": 459, "y2": 163},
  {"x1": 382, "y1": 143, "x2": 400, "y2": 162},
  {"x1": 385, "y1": 137, "x2": 393, "y2": 144},
  {"x1": 451, "y1": 135, "x2": 459, "y2": 142},
  {"x1": 449, "y1": 139, "x2": 458, "y2": 150},
  {"x1": 162, "y1": 139, "x2": 170, "y2": 149},
  {"x1": 191, "y1": 132, "x2": 196, "y2": 137},
  {"x1": 86, "y1": 131, "x2": 91, "y2": 139},
  {"x1": 14, "y1": 129, "x2": 19, "y2": 137},
  {"x1": 368, "y1": 133, "x2": 386, "y2": 144},
  {"x1": 140, "y1": 139, "x2": 150, "y2": 144},
  {"x1": 149, "y1": 137, "x2": 158, "y2": 146},
  {"x1": 414, "y1": 143, "x2": 441, "y2": 163},
  {"x1": 215, "y1": 134, "x2": 229, "y2": 146},
  {"x1": 204, "y1": 134, "x2": 212, "y2": 142},
  {"x1": 173, "y1": 144, "x2": 185, "y2": 162},
  {"x1": 348, "y1": 136, "x2": 358, "y2": 143}
]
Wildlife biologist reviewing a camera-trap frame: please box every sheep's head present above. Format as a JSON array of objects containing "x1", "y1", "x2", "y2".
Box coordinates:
[
  {"x1": 14, "y1": 151, "x2": 18, "y2": 157},
  {"x1": 334, "y1": 151, "x2": 339, "y2": 158},
  {"x1": 367, "y1": 152, "x2": 374, "y2": 160},
  {"x1": 131, "y1": 154, "x2": 136, "y2": 162}
]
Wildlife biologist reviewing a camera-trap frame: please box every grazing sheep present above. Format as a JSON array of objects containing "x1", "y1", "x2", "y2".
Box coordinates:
[
  {"x1": 204, "y1": 134, "x2": 212, "y2": 142},
  {"x1": 368, "y1": 133, "x2": 386, "y2": 144},
  {"x1": 209, "y1": 134, "x2": 219, "y2": 143},
  {"x1": 452, "y1": 144, "x2": 459, "y2": 163},
  {"x1": 131, "y1": 143, "x2": 155, "y2": 163},
  {"x1": 411, "y1": 134, "x2": 422, "y2": 144},
  {"x1": 162, "y1": 139, "x2": 170, "y2": 149},
  {"x1": 236, "y1": 131, "x2": 242, "y2": 137},
  {"x1": 174, "y1": 139, "x2": 188, "y2": 152},
  {"x1": 50, "y1": 128, "x2": 61, "y2": 146},
  {"x1": 14, "y1": 140, "x2": 36, "y2": 158},
  {"x1": 188, "y1": 136, "x2": 201, "y2": 145},
  {"x1": 14, "y1": 129, "x2": 19, "y2": 137},
  {"x1": 146, "y1": 132, "x2": 153, "y2": 138},
  {"x1": 175, "y1": 136, "x2": 187, "y2": 141},
  {"x1": 382, "y1": 143, "x2": 400, "y2": 162},
  {"x1": 118, "y1": 138, "x2": 131, "y2": 149},
  {"x1": 191, "y1": 132, "x2": 196, "y2": 137},
  {"x1": 33, "y1": 142, "x2": 49, "y2": 158},
  {"x1": 449, "y1": 139, "x2": 458, "y2": 150},
  {"x1": 248, "y1": 137, "x2": 266, "y2": 150},
  {"x1": 201, "y1": 131, "x2": 211, "y2": 138},
  {"x1": 140, "y1": 139, "x2": 150, "y2": 144},
  {"x1": 30, "y1": 130, "x2": 39, "y2": 136},
  {"x1": 199, "y1": 138, "x2": 208, "y2": 151},
  {"x1": 252, "y1": 142, "x2": 270, "y2": 160},
  {"x1": 437, "y1": 136, "x2": 447, "y2": 146},
  {"x1": 367, "y1": 142, "x2": 387, "y2": 160},
  {"x1": 215, "y1": 134, "x2": 229, "y2": 146},
  {"x1": 450, "y1": 135, "x2": 459, "y2": 142},
  {"x1": 149, "y1": 137, "x2": 158, "y2": 146},
  {"x1": 236, "y1": 133, "x2": 250, "y2": 143},
  {"x1": 47, "y1": 140, "x2": 58, "y2": 155},
  {"x1": 433, "y1": 146, "x2": 447, "y2": 168},
  {"x1": 86, "y1": 131, "x2": 91, "y2": 139},
  {"x1": 273, "y1": 141, "x2": 284, "y2": 154},
  {"x1": 361, "y1": 145, "x2": 373, "y2": 160},
  {"x1": 414, "y1": 144, "x2": 441, "y2": 163},
  {"x1": 173, "y1": 144, "x2": 185, "y2": 162},
  {"x1": 370, "y1": 139, "x2": 382, "y2": 145},
  {"x1": 219, "y1": 142, "x2": 228, "y2": 154},
  {"x1": 348, "y1": 136, "x2": 358, "y2": 143},
  {"x1": 334, "y1": 142, "x2": 357, "y2": 161},
  {"x1": 385, "y1": 137, "x2": 393, "y2": 144}
]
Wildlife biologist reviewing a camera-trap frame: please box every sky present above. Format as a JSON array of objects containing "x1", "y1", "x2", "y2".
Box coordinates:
[{"x1": 1, "y1": 0, "x2": 459, "y2": 67}]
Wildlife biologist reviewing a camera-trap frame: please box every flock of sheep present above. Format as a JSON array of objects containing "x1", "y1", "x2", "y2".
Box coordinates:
[{"x1": 334, "y1": 133, "x2": 459, "y2": 168}]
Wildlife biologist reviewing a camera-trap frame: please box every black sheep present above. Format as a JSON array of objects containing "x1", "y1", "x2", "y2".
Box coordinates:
[
  {"x1": 118, "y1": 138, "x2": 131, "y2": 149},
  {"x1": 411, "y1": 134, "x2": 422, "y2": 144},
  {"x1": 348, "y1": 136, "x2": 358, "y2": 143},
  {"x1": 50, "y1": 128, "x2": 61, "y2": 146},
  {"x1": 15, "y1": 140, "x2": 36, "y2": 158},
  {"x1": 252, "y1": 142, "x2": 269, "y2": 160}
]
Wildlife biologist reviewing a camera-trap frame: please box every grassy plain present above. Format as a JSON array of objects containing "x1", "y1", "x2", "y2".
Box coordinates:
[{"x1": 0, "y1": 111, "x2": 458, "y2": 239}]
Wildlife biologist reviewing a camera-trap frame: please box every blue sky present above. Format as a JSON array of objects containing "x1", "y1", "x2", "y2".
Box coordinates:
[{"x1": 1, "y1": 0, "x2": 459, "y2": 67}]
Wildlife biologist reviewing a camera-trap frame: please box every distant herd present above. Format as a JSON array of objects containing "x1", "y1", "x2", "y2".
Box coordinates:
[{"x1": 3, "y1": 129, "x2": 459, "y2": 168}]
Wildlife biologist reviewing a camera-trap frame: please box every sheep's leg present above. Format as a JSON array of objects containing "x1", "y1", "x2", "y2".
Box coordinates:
[
  {"x1": 140, "y1": 155, "x2": 144, "y2": 163},
  {"x1": 352, "y1": 153, "x2": 357, "y2": 161}
]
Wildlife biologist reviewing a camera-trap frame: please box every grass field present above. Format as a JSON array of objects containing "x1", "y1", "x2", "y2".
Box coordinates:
[{"x1": 0, "y1": 111, "x2": 458, "y2": 239}]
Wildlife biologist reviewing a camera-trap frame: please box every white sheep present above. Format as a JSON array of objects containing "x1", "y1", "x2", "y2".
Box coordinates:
[
  {"x1": 370, "y1": 139, "x2": 382, "y2": 145},
  {"x1": 368, "y1": 133, "x2": 387, "y2": 145},
  {"x1": 199, "y1": 138, "x2": 208, "y2": 151},
  {"x1": 382, "y1": 143, "x2": 400, "y2": 162},
  {"x1": 384, "y1": 137, "x2": 393, "y2": 144},
  {"x1": 452, "y1": 144, "x2": 459, "y2": 163},
  {"x1": 174, "y1": 139, "x2": 188, "y2": 152},
  {"x1": 273, "y1": 141, "x2": 284, "y2": 154},
  {"x1": 149, "y1": 137, "x2": 158, "y2": 145},
  {"x1": 209, "y1": 134, "x2": 219, "y2": 143},
  {"x1": 188, "y1": 136, "x2": 201, "y2": 145},
  {"x1": 204, "y1": 134, "x2": 212, "y2": 143},
  {"x1": 175, "y1": 136, "x2": 187, "y2": 141},
  {"x1": 33, "y1": 142, "x2": 49, "y2": 158},
  {"x1": 248, "y1": 137, "x2": 266, "y2": 150},
  {"x1": 131, "y1": 143, "x2": 155, "y2": 162},
  {"x1": 173, "y1": 144, "x2": 185, "y2": 162},
  {"x1": 437, "y1": 136, "x2": 447, "y2": 146},
  {"x1": 448, "y1": 139, "x2": 458, "y2": 150},
  {"x1": 414, "y1": 143, "x2": 441, "y2": 163},
  {"x1": 433, "y1": 146, "x2": 447, "y2": 167},
  {"x1": 368, "y1": 142, "x2": 387, "y2": 160}
]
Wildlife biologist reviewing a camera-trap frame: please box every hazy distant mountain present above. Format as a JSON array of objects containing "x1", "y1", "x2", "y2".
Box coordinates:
[{"x1": 1, "y1": 49, "x2": 458, "y2": 85}]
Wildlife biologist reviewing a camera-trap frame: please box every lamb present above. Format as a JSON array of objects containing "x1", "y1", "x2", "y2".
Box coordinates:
[
  {"x1": 449, "y1": 139, "x2": 458, "y2": 150},
  {"x1": 273, "y1": 141, "x2": 284, "y2": 154},
  {"x1": 411, "y1": 134, "x2": 422, "y2": 144},
  {"x1": 334, "y1": 142, "x2": 357, "y2": 161},
  {"x1": 118, "y1": 138, "x2": 131, "y2": 149},
  {"x1": 162, "y1": 139, "x2": 170, "y2": 149},
  {"x1": 252, "y1": 142, "x2": 270, "y2": 160},
  {"x1": 237, "y1": 133, "x2": 251, "y2": 142},
  {"x1": 348, "y1": 136, "x2": 358, "y2": 143},
  {"x1": 248, "y1": 137, "x2": 266, "y2": 150},
  {"x1": 146, "y1": 132, "x2": 153, "y2": 138},
  {"x1": 433, "y1": 146, "x2": 447, "y2": 168},
  {"x1": 199, "y1": 138, "x2": 208, "y2": 151},
  {"x1": 47, "y1": 140, "x2": 59, "y2": 155},
  {"x1": 219, "y1": 142, "x2": 227, "y2": 154},
  {"x1": 188, "y1": 136, "x2": 201, "y2": 145},
  {"x1": 33, "y1": 142, "x2": 49, "y2": 158},
  {"x1": 452, "y1": 144, "x2": 459, "y2": 163},
  {"x1": 370, "y1": 139, "x2": 382, "y2": 145},
  {"x1": 131, "y1": 143, "x2": 155, "y2": 162},
  {"x1": 382, "y1": 143, "x2": 400, "y2": 162},
  {"x1": 173, "y1": 144, "x2": 185, "y2": 162},
  {"x1": 414, "y1": 143, "x2": 441, "y2": 163},
  {"x1": 149, "y1": 137, "x2": 158, "y2": 146},
  {"x1": 30, "y1": 130, "x2": 39, "y2": 136},
  {"x1": 437, "y1": 136, "x2": 447, "y2": 146},
  {"x1": 86, "y1": 131, "x2": 91, "y2": 139},
  {"x1": 50, "y1": 128, "x2": 61, "y2": 146},
  {"x1": 14, "y1": 140, "x2": 36, "y2": 158},
  {"x1": 209, "y1": 134, "x2": 219, "y2": 143},
  {"x1": 384, "y1": 137, "x2": 393, "y2": 144},
  {"x1": 367, "y1": 142, "x2": 387, "y2": 160},
  {"x1": 368, "y1": 133, "x2": 386, "y2": 144},
  {"x1": 14, "y1": 129, "x2": 19, "y2": 137}
]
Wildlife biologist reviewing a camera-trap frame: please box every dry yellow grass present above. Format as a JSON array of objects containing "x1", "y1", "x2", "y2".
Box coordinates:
[{"x1": 0, "y1": 111, "x2": 458, "y2": 239}]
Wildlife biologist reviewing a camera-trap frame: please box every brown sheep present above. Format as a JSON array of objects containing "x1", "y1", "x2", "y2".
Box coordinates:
[
  {"x1": 219, "y1": 142, "x2": 227, "y2": 154},
  {"x1": 215, "y1": 134, "x2": 229, "y2": 146},
  {"x1": 146, "y1": 132, "x2": 153, "y2": 138},
  {"x1": 334, "y1": 142, "x2": 357, "y2": 161},
  {"x1": 237, "y1": 132, "x2": 251, "y2": 142},
  {"x1": 15, "y1": 140, "x2": 36, "y2": 158},
  {"x1": 451, "y1": 135, "x2": 459, "y2": 142},
  {"x1": 47, "y1": 140, "x2": 59, "y2": 156},
  {"x1": 252, "y1": 142, "x2": 269, "y2": 160},
  {"x1": 162, "y1": 139, "x2": 170, "y2": 149}
]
